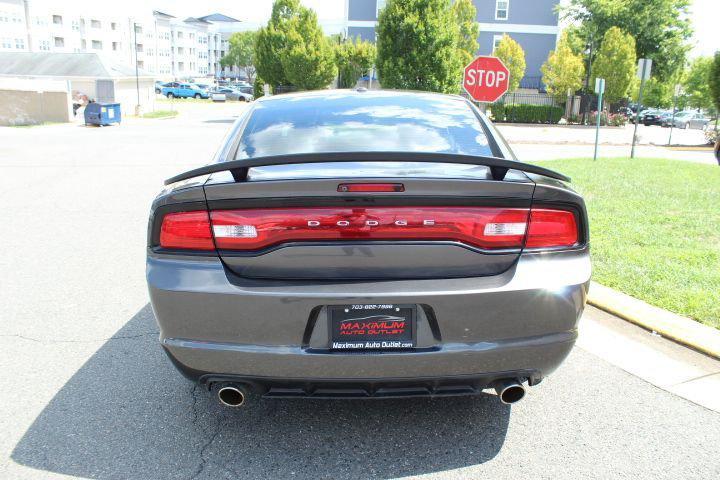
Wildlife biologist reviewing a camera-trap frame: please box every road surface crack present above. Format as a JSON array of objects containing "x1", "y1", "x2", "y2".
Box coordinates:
[{"x1": 189, "y1": 384, "x2": 224, "y2": 480}]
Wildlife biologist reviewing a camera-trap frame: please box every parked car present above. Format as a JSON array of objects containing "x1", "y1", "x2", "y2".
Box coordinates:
[
  {"x1": 663, "y1": 111, "x2": 710, "y2": 130},
  {"x1": 154, "y1": 81, "x2": 169, "y2": 94},
  {"x1": 147, "y1": 90, "x2": 590, "y2": 408},
  {"x1": 161, "y1": 82, "x2": 209, "y2": 99},
  {"x1": 211, "y1": 87, "x2": 253, "y2": 102},
  {"x1": 643, "y1": 110, "x2": 669, "y2": 126},
  {"x1": 634, "y1": 109, "x2": 658, "y2": 124}
]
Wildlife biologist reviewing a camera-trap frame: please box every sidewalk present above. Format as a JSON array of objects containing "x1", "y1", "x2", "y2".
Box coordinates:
[{"x1": 579, "y1": 306, "x2": 720, "y2": 413}]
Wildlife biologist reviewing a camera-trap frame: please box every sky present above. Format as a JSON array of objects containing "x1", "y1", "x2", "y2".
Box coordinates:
[{"x1": 32, "y1": 0, "x2": 720, "y2": 57}]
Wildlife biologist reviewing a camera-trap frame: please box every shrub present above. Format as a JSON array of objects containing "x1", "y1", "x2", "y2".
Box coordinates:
[
  {"x1": 489, "y1": 103, "x2": 505, "y2": 122},
  {"x1": 493, "y1": 104, "x2": 563, "y2": 124},
  {"x1": 253, "y1": 77, "x2": 269, "y2": 98},
  {"x1": 705, "y1": 128, "x2": 718, "y2": 145},
  {"x1": 588, "y1": 111, "x2": 628, "y2": 126}
]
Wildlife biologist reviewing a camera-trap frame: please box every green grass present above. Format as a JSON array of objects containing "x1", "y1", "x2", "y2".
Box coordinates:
[
  {"x1": 141, "y1": 110, "x2": 179, "y2": 119},
  {"x1": 540, "y1": 157, "x2": 720, "y2": 329}
]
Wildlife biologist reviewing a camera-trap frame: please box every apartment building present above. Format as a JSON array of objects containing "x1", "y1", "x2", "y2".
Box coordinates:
[
  {"x1": 347, "y1": 0, "x2": 561, "y2": 89},
  {"x1": 0, "y1": 1, "x2": 244, "y2": 79}
]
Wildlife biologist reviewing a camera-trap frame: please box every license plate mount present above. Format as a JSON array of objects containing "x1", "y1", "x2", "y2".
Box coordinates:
[{"x1": 328, "y1": 304, "x2": 416, "y2": 350}]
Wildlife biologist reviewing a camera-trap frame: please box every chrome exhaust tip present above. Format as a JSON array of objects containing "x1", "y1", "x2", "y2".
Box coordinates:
[
  {"x1": 217, "y1": 384, "x2": 246, "y2": 407},
  {"x1": 494, "y1": 379, "x2": 526, "y2": 404}
]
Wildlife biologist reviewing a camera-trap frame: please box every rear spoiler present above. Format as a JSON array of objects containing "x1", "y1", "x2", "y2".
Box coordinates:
[{"x1": 164, "y1": 151, "x2": 570, "y2": 186}]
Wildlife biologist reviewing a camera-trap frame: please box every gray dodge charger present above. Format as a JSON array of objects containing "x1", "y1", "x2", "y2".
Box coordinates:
[{"x1": 147, "y1": 89, "x2": 590, "y2": 407}]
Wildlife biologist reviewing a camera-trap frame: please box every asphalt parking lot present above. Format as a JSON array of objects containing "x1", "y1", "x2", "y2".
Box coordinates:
[{"x1": 1, "y1": 103, "x2": 719, "y2": 479}]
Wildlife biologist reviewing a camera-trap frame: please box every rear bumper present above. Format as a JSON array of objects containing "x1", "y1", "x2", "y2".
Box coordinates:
[{"x1": 147, "y1": 249, "x2": 590, "y2": 383}]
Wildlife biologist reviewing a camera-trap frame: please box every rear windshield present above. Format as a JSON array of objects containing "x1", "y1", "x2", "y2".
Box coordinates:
[{"x1": 234, "y1": 91, "x2": 494, "y2": 159}]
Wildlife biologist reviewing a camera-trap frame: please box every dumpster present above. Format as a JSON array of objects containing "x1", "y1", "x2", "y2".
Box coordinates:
[{"x1": 84, "y1": 102, "x2": 121, "y2": 126}]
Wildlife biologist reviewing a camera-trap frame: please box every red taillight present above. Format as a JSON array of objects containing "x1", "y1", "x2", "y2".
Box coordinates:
[
  {"x1": 526, "y1": 209, "x2": 578, "y2": 248},
  {"x1": 210, "y1": 207, "x2": 531, "y2": 251},
  {"x1": 159, "y1": 211, "x2": 215, "y2": 250},
  {"x1": 337, "y1": 183, "x2": 405, "y2": 192}
]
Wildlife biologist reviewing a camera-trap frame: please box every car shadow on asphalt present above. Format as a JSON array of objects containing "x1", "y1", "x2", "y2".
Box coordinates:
[{"x1": 12, "y1": 304, "x2": 510, "y2": 479}]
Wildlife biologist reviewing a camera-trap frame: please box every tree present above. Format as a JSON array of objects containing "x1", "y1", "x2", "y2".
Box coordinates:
[
  {"x1": 541, "y1": 32, "x2": 585, "y2": 100},
  {"x1": 254, "y1": 0, "x2": 336, "y2": 90},
  {"x1": 591, "y1": 27, "x2": 636, "y2": 103},
  {"x1": 335, "y1": 37, "x2": 376, "y2": 88},
  {"x1": 710, "y1": 52, "x2": 720, "y2": 122},
  {"x1": 634, "y1": 77, "x2": 674, "y2": 108},
  {"x1": 563, "y1": 0, "x2": 692, "y2": 81},
  {"x1": 494, "y1": 34, "x2": 526, "y2": 93},
  {"x1": 452, "y1": 0, "x2": 479, "y2": 67},
  {"x1": 281, "y1": 7, "x2": 337, "y2": 90},
  {"x1": 376, "y1": 0, "x2": 464, "y2": 93},
  {"x1": 220, "y1": 31, "x2": 257, "y2": 82},
  {"x1": 682, "y1": 56, "x2": 713, "y2": 112}
]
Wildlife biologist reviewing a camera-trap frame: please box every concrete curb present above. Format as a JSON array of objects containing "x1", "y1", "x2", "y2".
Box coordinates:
[{"x1": 587, "y1": 281, "x2": 720, "y2": 360}]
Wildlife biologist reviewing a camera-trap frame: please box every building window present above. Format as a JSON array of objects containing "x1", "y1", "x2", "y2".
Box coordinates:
[
  {"x1": 493, "y1": 34, "x2": 504, "y2": 52},
  {"x1": 52, "y1": 15, "x2": 62, "y2": 25},
  {"x1": 54, "y1": 36, "x2": 64, "y2": 47},
  {"x1": 134, "y1": 25, "x2": 142, "y2": 34},
  {"x1": 137, "y1": 60, "x2": 144, "y2": 69},
  {"x1": 1, "y1": 38, "x2": 11, "y2": 49},
  {"x1": 15, "y1": 38, "x2": 25, "y2": 49},
  {"x1": 112, "y1": 41, "x2": 119, "y2": 51},
  {"x1": 81, "y1": 39, "x2": 86, "y2": 49},
  {"x1": 136, "y1": 43, "x2": 143, "y2": 52},
  {"x1": 91, "y1": 19, "x2": 101, "y2": 28},
  {"x1": 39, "y1": 40, "x2": 50, "y2": 51},
  {"x1": 111, "y1": 22, "x2": 117, "y2": 30},
  {"x1": 495, "y1": 0, "x2": 509, "y2": 20},
  {"x1": 71, "y1": 20, "x2": 80, "y2": 31},
  {"x1": 92, "y1": 40, "x2": 102, "y2": 49},
  {"x1": 177, "y1": 31, "x2": 183, "y2": 39}
]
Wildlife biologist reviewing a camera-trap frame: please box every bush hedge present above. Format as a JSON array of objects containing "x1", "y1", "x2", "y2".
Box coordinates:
[{"x1": 491, "y1": 103, "x2": 564, "y2": 124}]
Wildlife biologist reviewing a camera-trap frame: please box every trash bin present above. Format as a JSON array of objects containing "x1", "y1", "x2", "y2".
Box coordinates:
[{"x1": 84, "y1": 102, "x2": 121, "y2": 126}]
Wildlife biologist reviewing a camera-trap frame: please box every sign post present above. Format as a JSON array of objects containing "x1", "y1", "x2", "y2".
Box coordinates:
[
  {"x1": 463, "y1": 56, "x2": 510, "y2": 104},
  {"x1": 593, "y1": 77, "x2": 605, "y2": 161},
  {"x1": 631, "y1": 58, "x2": 652, "y2": 158}
]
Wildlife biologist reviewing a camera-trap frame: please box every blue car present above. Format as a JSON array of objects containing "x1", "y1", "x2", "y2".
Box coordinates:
[{"x1": 161, "y1": 82, "x2": 209, "y2": 99}]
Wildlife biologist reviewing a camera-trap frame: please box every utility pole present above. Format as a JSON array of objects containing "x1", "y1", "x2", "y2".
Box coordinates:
[
  {"x1": 133, "y1": 22, "x2": 141, "y2": 115},
  {"x1": 631, "y1": 58, "x2": 652, "y2": 159}
]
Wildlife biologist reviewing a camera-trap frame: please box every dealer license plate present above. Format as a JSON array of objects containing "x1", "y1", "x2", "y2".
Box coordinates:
[{"x1": 329, "y1": 304, "x2": 416, "y2": 350}]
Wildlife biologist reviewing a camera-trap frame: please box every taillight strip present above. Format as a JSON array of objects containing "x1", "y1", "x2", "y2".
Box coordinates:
[
  {"x1": 157, "y1": 207, "x2": 579, "y2": 252},
  {"x1": 210, "y1": 206, "x2": 532, "y2": 251}
]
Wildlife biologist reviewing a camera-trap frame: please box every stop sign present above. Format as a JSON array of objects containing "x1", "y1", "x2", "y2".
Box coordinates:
[{"x1": 463, "y1": 56, "x2": 510, "y2": 103}]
